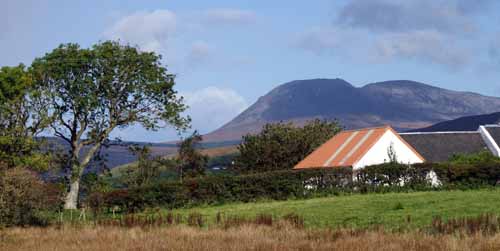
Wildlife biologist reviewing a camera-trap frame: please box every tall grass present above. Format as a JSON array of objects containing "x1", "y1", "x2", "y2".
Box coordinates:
[{"x1": 2, "y1": 223, "x2": 500, "y2": 251}]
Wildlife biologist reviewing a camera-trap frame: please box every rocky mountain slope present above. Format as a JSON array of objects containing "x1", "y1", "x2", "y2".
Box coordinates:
[{"x1": 204, "y1": 78, "x2": 500, "y2": 141}]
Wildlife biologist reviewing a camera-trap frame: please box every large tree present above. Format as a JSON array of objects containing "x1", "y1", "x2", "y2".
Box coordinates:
[
  {"x1": 32, "y1": 41, "x2": 190, "y2": 209},
  {"x1": 234, "y1": 119, "x2": 342, "y2": 173},
  {"x1": 0, "y1": 65, "x2": 50, "y2": 170}
]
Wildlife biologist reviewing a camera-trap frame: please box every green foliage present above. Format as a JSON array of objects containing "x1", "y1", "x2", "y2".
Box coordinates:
[
  {"x1": 356, "y1": 162, "x2": 432, "y2": 188},
  {"x1": 0, "y1": 167, "x2": 64, "y2": 227},
  {"x1": 387, "y1": 142, "x2": 398, "y2": 163},
  {"x1": 235, "y1": 119, "x2": 342, "y2": 173},
  {"x1": 90, "y1": 168, "x2": 353, "y2": 213},
  {"x1": 168, "y1": 189, "x2": 500, "y2": 230},
  {"x1": 92, "y1": 160, "x2": 500, "y2": 213},
  {"x1": 80, "y1": 172, "x2": 113, "y2": 200},
  {"x1": 122, "y1": 145, "x2": 162, "y2": 187},
  {"x1": 177, "y1": 131, "x2": 208, "y2": 181},
  {"x1": 31, "y1": 41, "x2": 190, "y2": 208},
  {"x1": 427, "y1": 162, "x2": 500, "y2": 187},
  {"x1": 0, "y1": 65, "x2": 50, "y2": 170},
  {"x1": 448, "y1": 150, "x2": 500, "y2": 165}
]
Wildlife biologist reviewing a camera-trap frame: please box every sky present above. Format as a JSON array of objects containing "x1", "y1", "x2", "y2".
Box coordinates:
[{"x1": 2, "y1": 0, "x2": 500, "y2": 142}]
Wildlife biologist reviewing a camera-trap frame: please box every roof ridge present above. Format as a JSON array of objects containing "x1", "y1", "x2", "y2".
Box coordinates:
[
  {"x1": 400, "y1": 131, "x2": 479, "y2": 135},
  {"x1": 339, "y1": 125, "x2": 391, "y2": 133}
]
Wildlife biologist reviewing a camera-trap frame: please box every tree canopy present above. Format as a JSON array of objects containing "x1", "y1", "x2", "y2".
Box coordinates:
[
  {"x1": 31, "y1": 41, "x2": 190, "y2": 209},
  {"x1": 234, "y1": 119, "x2": 342, "y2": 173},
  {"x1": 0, "y1": 65, "x2": 50, "y2": 170},
  {"x1": 177, "y1": 131, "x2": 208, "y2": 181}
]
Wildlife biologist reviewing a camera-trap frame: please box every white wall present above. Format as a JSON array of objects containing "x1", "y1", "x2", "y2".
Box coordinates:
[{"x1": 353, "y1": 130, "x2": 424, "y2": 170}]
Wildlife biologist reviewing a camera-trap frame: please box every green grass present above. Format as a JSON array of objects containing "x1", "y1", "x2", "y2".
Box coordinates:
[{"x1": 158, "y1": 189, "x2": 500, "y2": 229}]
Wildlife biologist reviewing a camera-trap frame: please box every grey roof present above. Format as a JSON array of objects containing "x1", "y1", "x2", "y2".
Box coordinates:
[
  {"x1": 400, "y1": 132, "x2": 489, "y2": 163},
  {"x1": 485, "y1": 126, "x2": 500, "y2": 146}
]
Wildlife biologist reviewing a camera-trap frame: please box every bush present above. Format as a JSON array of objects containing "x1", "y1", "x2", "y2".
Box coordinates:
[
  {"x1": 91, "y1": 168, "x2": 353, "y2": 213},
  {"x1": 0, "y1": 167, "x2": 63, "y2": 227},
  {"x1": 448, "y1": 151, "x2": 500, "y2": 165},
  {"x1": 355, "y1": 163, "x2": 432, "y2": 188},
  {"x1": 92, "y1": 162, "x2": 500, "y2": 213},
  {"x1": 429, "y1": 162, "x2": 500, "y2": 187}
]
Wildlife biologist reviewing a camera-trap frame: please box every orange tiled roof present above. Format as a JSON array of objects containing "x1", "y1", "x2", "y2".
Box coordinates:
[{"x1": 294, "y1": 126, "x2": 391, "y2": 169}]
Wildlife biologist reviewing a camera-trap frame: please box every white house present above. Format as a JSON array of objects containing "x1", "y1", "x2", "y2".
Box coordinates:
[
  {"x1": 294, "y1": 124, "x2": 500, "y2": 170},
  {"x1": 294, "y1": 126, "x2": 424, "y2": 170}
]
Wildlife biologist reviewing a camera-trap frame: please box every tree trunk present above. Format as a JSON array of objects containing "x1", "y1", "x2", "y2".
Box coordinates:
[
  {"x1": 63, "y1": 142, "x2": 102, "y2": 209},
  {"x1": 64, "y1": 179, "x2": 80, "y2": 209}
]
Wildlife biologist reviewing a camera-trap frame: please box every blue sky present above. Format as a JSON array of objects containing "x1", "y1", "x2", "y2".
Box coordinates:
[{"x1": 2, "y1": 0, "x2": 500, "y2": 142}]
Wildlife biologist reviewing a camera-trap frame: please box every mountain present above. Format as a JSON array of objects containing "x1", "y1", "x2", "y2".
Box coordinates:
[
  {"x1": 204, "y1": 78, "x2": 500, "y2": 142},
  {"x1": 408, "y1": 112, "x2": 500, "y2": 132}
]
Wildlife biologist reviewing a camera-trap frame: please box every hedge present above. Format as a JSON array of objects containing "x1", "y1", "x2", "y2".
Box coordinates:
[
  {"x1": 90, "y1": 162, "x2": 500, "y2": 213},
  {"x1": 90, "y1": 168, "x2": 352, "y2": 213}
]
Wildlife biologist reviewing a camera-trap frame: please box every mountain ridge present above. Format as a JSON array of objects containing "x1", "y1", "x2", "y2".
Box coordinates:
[{"x1": 204, "y1": 78, "x2": 500, "y2": 142}]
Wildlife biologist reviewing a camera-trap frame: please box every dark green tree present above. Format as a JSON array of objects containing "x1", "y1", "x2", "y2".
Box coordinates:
[
  {"x1": 177, "y1": 131, "x2": 208, "y2": 181},
  {"x1": 0, "y1": 65, "x2": 50, "y2": 170},
  {"x1": 32, "y1": 41, "x2": 190, "y2": 209},
  {"x1": 123, "y1": 145, "x2": 160, "y2": 187},
  {"x1": 234, "y1": 119, "x2": 342, "y2": 173}
]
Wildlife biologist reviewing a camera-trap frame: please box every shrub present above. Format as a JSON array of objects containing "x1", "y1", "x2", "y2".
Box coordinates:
[
  {"x1": 355, "y1": 163, "x2": 432, "y2": 188},
  {"x1": 448, "y1": 151, "x2": 500, "y2": 165},
  {"x1": 93, "y1": 162, "x2": 500, "y2": 213},
  {"x1": 429, "y1": 162, "x2": 500, "y2": 187},
  {"x1": 0, "y1": 167, "x2": 63, "y2": 226},
  {"x1": 91, "y1": 168, "x2": 353, "y2": 212}
]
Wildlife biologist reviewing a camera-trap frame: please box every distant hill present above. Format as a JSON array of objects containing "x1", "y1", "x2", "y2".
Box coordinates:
[
  {"x1": 204, "y1": 79, "x2": 500, "y2": 142},
  {"x1": 44, "y1": 137, "x2": 239, "y2": 171},
  {"x1": 408, "y1": 112, "x2": 500, "y2": 132}
]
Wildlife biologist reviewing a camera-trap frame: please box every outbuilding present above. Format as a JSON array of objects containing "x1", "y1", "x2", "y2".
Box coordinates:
[
  {"x1": 294, "y1": 124, "x2": 500, "y2": 170},
  {"x1": 294, "y1": 126, "x2": 425, "y2": 170}
]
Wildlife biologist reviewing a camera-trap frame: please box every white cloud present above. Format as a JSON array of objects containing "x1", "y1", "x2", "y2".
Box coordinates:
[
  {"x1": 103, "y1": 10, "x2": 177, "y2": 52},
  {"x1": 182, "y1": 87, "x2": 248, "y2": 133},
  {"x1": 202, "y1": 8, "x2": 256, "y2": 25},
  {"x1": 297, "y1": 0, "x2": 487, "y2": 69},
  {"x1": 109, "y1": 87, "x2": 248, "y2": 142},
  {"x1": 372, "y1": 30, "x2": 470, "y2": 68},
  {"x1": 337, "y1": 0, "x2": 483, "y2": 35}
]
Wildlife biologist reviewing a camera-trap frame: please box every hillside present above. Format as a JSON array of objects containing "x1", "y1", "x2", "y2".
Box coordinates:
[
  {"x1": 409, "y1": 112, "x2": 500, "y2": 132},
  {"x1": 204, "y1": 79, "x2": 500, "y2": 142}
]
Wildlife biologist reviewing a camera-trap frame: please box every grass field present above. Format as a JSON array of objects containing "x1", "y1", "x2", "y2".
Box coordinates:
[
  {"x1": 2, "y1": 224, "x2": 500, "y2": 251},
  {"x1": 156, "y1": 189, "x2": 500, "y2": 230},
  {"x1": 6, "y1": 189, "x2": 500, "y2": 250}
]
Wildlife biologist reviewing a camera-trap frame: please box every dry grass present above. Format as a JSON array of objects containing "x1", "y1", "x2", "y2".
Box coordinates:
[{"x1": 2, "y1": 224, "x2": 500, "y2": 251}]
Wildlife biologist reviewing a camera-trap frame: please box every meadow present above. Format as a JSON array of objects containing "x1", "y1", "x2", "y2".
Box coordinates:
[
  {"x1": 2, "y1": 223, "x2": 500, "y2": 251},
  {"x1": 50, "y1": 188, "x2": 500, "y2": 230},
  {"x1": 4, "y1": 189, "x2": 500, "y2": 250},
  {"x1": 161, "y1": 188, "x2": 500, "y2": 230}
]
